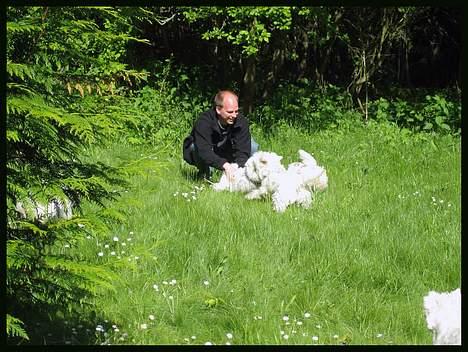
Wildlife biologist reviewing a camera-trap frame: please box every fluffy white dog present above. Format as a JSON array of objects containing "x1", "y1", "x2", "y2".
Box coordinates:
[
  {"x1": 423, "y1": 288, "x2": 461, "y2": 345},
  {"x1": 246, "y1": 149, "x2": 328, "y2": 212},
  {"x1": 16, "y1": 197, "x2": 73, "y2": 224},
  {"x1": 213, "y1": 149, "x2": 328, "y2": 212},
  {"x1": 212, "y1": 151, "x2": 285, "y2": 193}
]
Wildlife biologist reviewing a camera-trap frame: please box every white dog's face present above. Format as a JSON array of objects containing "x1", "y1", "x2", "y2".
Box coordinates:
[{"x1": 245, "y1": 151, "x2": 285, "y2": 183}]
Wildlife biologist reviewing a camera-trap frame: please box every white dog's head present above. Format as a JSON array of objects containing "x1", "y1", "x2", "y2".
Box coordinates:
[
  {"x1": 423, "y1": 288, "x2": 461, "y2": 345},
  {"x1": 245, "y1": 151, "x2": 285, "y2": 184}
]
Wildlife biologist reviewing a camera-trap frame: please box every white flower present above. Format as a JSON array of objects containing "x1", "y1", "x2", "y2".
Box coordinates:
[
  {"x1": 170, "y1": 279, "x2": 177, "y2": 285},
  {"x1": 110, "y1": 251, "x2": 116, "y2": 256},
  {"x1": 304, "y1": 312, "x2": 311, "y2": 318},
  {"x1": 129, "y1": 232, "x2": 134, "y2": 235},
  {"x1": 163, "y1": 281, "x2": 168, "y2": 285},
  {"x1": 280, "y1": 330, "x2": 285, "y2": 335},
  {"x1": 282, "y1": 315, "x2": 289, "y2": 321},
  {"x1": 204, "y1": 342, "x2": 213, "y2": 345},
  {"x1": 127, "y1": 238, "x2": 132, "y2": 241},
  {"x1": 148, "y1": 315, "x2": 155, "y2": 320},
  {"x1": 64, "y1": 244, "x2": 70, "y2": 248},
  {"x1": 316, "y1": 324, "x2": 322, "y2": 329},
  {"x1": 104, "y1": 244, "x2": 110, "y2": 248},
  {"x1": 203, "y1": 280, "x2": 210, "y2": 286},
  {"x1": 113, "y1": 236, "x2": 119, "y2": 242},
  {"x1": 296, "y1": 321, "x2": 303, "y2": 326},
  {"x1": 98, "y1": 252, "x2": 104, "y2": 257},
  {"x1": 283, "y1": 334, "x2": 289, "y2": 340},
  {"x1": 312, "y1": 335, "x2": 319, "y2": 341},
  {"x1": 140, "y1": 323, "x2": 147, "y2": 330},
  {"x1": 134, "y1": 256, "x2": 139, "y2": 260},
  {"x1": 168, "y1": 295, "x2": 174, "y2": 300},
  {"x1": 225, "y1": 342, "x2": 231, "y2": 345},
  {"x1": 121, "y1": 242, "x2": 126, "y2": 246},
  {"x1": 226, "y1": 333, "x2": 233, "y2": 339},
  {"x1": 333, "y1": 334, "x2": 339, "y2": 339},
  {"x1": 191, "y1": 336, "x2": 196, "y2": 340},
  {"x1": 376, "y1": 333, "x2": 383, "y2": 338},
  {"x1": 153, "y1": 284, "x2": 159, "y2": 291},
  {"x1": 78, "y1": 223, "x2": 85, "y2": 228}
]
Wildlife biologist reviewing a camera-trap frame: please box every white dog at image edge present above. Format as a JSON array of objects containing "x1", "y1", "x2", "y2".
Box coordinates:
[
  {"x1": 212, "y1": 149, "x2": 328, "y2": 212},
  {"x1": 423, "y1": 288, "x2": 461, "y2": 345}
]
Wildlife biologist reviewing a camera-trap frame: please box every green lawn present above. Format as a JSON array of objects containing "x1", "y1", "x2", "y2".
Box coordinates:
[{"x1": 59, "y1": 121, "x2": 460, "y2": 345}]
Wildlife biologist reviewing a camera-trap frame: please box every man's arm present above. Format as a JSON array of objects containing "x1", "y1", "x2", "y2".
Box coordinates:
[{"x1": 193, "y1": 116, "x2": 228, "y2": 170}]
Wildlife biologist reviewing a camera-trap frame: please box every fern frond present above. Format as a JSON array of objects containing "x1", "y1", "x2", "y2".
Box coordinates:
[
  {"x1": 6, "y1": 314, "x2": 30, "y2": 341},
  {"x1": 7, "y1": 240, "x2": 37, "y2": 271},
  {"x1": 43, "y1": 255, "x2": 119, "y2": 293},
  {"x1": 13, "y1": 221, "x2": 47, "y2": 236},
  {"x1": 7, "y1": 61, "x2": 36, "y2": 80},
  {"x1": 7, "y1": 20, "x2": 41, "y2": 34}
]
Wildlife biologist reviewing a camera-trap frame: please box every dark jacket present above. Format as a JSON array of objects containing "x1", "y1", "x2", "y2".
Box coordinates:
[{"x1": 183, "y1": 108, "x2": 251, "y2": 169}]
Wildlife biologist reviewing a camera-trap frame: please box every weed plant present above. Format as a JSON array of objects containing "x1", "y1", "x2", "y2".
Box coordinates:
[{"x1": 53, "y1": 119, "x2": 460, "y2": 345}]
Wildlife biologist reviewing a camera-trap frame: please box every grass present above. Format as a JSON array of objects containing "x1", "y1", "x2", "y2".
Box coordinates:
[{"x1": 51, "y1": 120, "x2": 460, "y2": 345}]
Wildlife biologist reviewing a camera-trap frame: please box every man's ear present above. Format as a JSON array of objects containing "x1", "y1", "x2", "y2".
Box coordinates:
[{"x1": 215, "y1": 106, "x2": 221, "y2": 115}]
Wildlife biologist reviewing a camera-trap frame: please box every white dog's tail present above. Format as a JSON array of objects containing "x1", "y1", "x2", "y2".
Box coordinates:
[{"x1": 298, "y1": 149, "x2": 317, "y2": 166}]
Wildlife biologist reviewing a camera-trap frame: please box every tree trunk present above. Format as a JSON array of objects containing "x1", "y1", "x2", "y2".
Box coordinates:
[{"x1": 241, "y1": 56, "x2": 256, "y2": 115}]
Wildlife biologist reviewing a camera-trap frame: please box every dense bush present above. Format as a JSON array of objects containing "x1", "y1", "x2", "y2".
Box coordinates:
[
  {"x1": 252, "y1": 81, "x2": 360, "y2": 132},
  {"x1": 368, "y1": 92, "x2": 461, "y2": 135},
  {"x1": 252, "y1": 81, "x2": 460, "y2": 136}
]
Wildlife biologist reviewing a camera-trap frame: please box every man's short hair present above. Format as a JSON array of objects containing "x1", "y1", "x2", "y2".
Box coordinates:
[{"x1": 214, "y1": 90, "x2": 238, "y2": 107}]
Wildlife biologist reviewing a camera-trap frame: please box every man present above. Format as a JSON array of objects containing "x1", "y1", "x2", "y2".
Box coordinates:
[{"x1": 183, "y1": 90, "x2": 259, "y2": 180}]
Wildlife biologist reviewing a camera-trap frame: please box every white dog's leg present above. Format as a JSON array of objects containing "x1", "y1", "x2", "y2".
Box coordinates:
[
  {"x1": 212, "y1": 174, "x2": 229, "y2": 191},
  {"x1": 245, "y1": 187, "x2": 268, "y2": 200},
  {"x1": 296, "y1": 189, "x2": 312, "y2": 208}
]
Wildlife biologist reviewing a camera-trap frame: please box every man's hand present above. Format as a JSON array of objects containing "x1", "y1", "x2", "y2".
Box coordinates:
[{"x1": 222, "y1": 162, "x2": 237, "y2": 181}]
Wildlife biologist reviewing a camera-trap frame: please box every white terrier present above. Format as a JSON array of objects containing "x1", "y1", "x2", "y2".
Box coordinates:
[
  {"x1": 15, "y1": 197, "x2": 73, "y2": 224},
  {"x1": 246, "y1": 149, "x2": 327, "y2": 212},
  {"x1": 212, "y1": 149, "x2": 328, "y2": 212},
  {"x1": 423, "y1": 288, "x2": 461, "y2": 345}
]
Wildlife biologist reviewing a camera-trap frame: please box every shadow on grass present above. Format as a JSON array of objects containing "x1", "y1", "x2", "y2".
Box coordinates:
[{"x1": 7, "y1": 303, "x2": 120, "y2": 345}]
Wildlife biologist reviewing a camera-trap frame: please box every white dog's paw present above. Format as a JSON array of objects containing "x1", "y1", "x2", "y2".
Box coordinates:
[
  {"x1": 245, "y1": 189, "x2": 264, "y2": 200},
  {"x1": 212, "y1": 176, "x2": 228, "y2": 192}
]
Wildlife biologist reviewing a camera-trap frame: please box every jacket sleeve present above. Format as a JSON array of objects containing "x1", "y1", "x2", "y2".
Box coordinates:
[
  {"x1": 232, "y1": 115, "x2": 251, "y2": 167},
  {"x1": 192, "y1": 115, "x2": 228, "y2": 170}
]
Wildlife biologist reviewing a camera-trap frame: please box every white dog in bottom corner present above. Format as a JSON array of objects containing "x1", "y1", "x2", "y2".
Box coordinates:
[
  {"x1": 423, "y1": 288, "x2": 461, "y2": 345},
  {"x1": 246, "y1": 149, "x2": 328, "y2": 212},
  {"x1": 212, "y1": 149, "x2": 328, "y2": 212}
]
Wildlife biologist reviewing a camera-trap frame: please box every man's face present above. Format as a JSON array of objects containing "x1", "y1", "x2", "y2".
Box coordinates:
[{"x1": 216, "y1": 96, "x2": 239, "y2": 125}]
